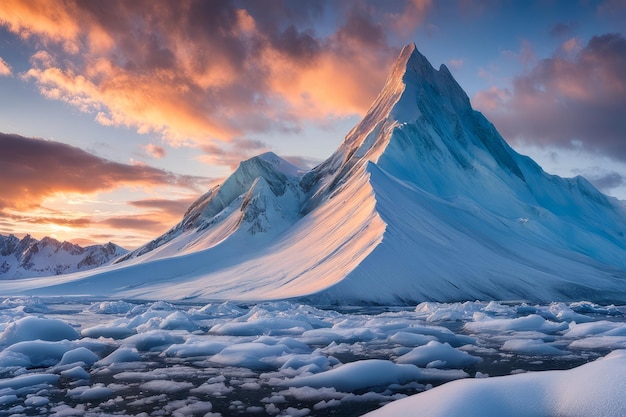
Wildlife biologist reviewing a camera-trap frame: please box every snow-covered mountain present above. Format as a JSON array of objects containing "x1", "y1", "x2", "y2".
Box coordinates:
[
  {"x1": 2, "y1": 44, "x2": 626, "y2": 303},
  {"x1": 0, "y1": 234, "x2": 127, "y2": 279}
]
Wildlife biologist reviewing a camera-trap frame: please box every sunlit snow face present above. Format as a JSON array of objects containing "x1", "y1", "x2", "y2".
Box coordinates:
[{"x1": 0, "y1": 298, "x2": 624, "y2": 416}]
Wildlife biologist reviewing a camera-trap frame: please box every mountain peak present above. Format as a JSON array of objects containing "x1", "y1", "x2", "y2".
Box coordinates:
[
  {"x1": 316, "y1": 44, "x2": 473, "y2": 189},
  {"x1": 385, "y1": 43, "x2": 440, "y2": 84},
  {"x1": 4, "y1": 45, "x2": 626, "y2": 305},
  {"x1": 0, "y1": 233, "x2": 127, "y2": 279},
  {"x1": 360, "y1": 43, "x2": 470, "y2": 132},
  {"x1": 255, "y1": 152, "x2": 302, "y2": 178}
]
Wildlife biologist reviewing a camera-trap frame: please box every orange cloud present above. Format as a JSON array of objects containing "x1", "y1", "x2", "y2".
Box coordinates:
[
  {"x1": 0, "y1": 56, "x2": 11, "y2": 76},
  {"x1": 5, "y1": 212, "x2": 92, "y2": 228},
  {"x1": 0, "y1": 132, "x2": 209, "y2": 212},
  {"x1": 561, "y1": 37, "x2": 582, "y2": 54},
  {"x1": 472, "y1": 86, "x2": 511, "y2": 111},
  {"x1": 0, "y1": 0, "x2": 431, "y2": 162},
  {"x1": 0, "y1": 132, "x2": 213, "y2": 247},
  {"x1": 262, "y1": 5, "x2": 400, "y2": 120},
  {"x1": 99, "y1": 197, "x2": 201, "y2": 237},
  {"x1": 99, "y1": 215, "x2": 169, "y2": 232},
  {"x1": 448, "y1": 58, "x2": 465, "y2": 70},
  {"x1": 0, "y1": 0, "x2": 81, "y2": 52},
  {"x1": 129, "y1": 198, "x2": 197, "y2": 218},
  {"x1": 23, "y1": 56, "x2": 241, "y2": 143},
  {"x1": 389, "y1": 0, "x2": 432, "y2": 37},
  {"x1": 198, "y1": 138, "x2": 269, "y2": 170},
  {"x1": 143, "y1": 144, "x2": 166, "y2": 159}
]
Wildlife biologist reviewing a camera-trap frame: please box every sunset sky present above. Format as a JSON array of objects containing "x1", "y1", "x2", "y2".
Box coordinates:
[{"x1": 1, "y1": 1, "x2": 625, "y2": 249}]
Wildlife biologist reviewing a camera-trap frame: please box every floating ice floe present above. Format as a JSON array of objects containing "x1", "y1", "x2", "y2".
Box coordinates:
[
  {"x1": 282, "y1": 359, "x2": 468, "y2": 392},
  {"x1": 0, "y1": 316, "x2": 79, "y2": 345},
  {"x1": 0, "y1": 298, "x2": 623, "y2": 416},
  {"x1": 396, "y1": 341, "x2": 482, "y2": 368}
]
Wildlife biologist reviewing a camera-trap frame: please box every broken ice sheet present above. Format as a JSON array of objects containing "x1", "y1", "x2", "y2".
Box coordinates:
[{"x1": 0, "y1": 299, "x2": 623, "y2": 416}]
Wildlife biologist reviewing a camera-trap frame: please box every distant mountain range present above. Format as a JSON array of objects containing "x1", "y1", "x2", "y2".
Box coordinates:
[
  {"x1": 0, "y1": 234, "x2": 127, "y2": 279},
  {"x1": 2, "y1": 44, "x2": 626, "y2": 304}
]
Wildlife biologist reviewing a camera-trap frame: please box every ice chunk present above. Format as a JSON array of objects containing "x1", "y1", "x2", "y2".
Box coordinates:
[
  {"x1": 140, "y1": 380, "x2": 194, "y2": 393},
  {"x1": 465, "y1": 314, "x2": 567, "y2": 333},
  {"x1": 159, "y1": 311, "x2": 198, "y2": 331},
  {"x1": 501, "y1": 339, "x2": 569, "y2": 356},
  {"x1": 67, "y1": 384, "x2": 114, "y2": 400},
  {"x1": 569, "y1": 336, "x2": 626, "y2": 349},
  {"x1": 210, "y1": 342, "x2": 293, "y2": 371},
  {"x1": 81, "y1": 325, "x2": 137, "y2": 339},
  {"x1": 95, "y1": 347, "x2": 141, "y2": 366},
  {"x1": 280, "y1": 353, "x2": 337, "y2": 372},
  {"x1": 189, "y1": 301, "x2": 246, "y2": 319},
  {"x1": 396, "y1": 341, "x2": 482, "y2": 368},
  {"x1": 210, "y1": 318, "x2": 312, "y2": 336},
  {"x1": 569, "y1": 301, "x2": 622, "y2": 316},
  {"x1": 24, "y1": 395, "x2": 49, "y2": 406},
  {"x1": 0, "y1": 296, "x2": 49, "y2": 313},
  {"x1": 300, "y1": 327, "x2": 379, "y2": 345},
  {"x1": 189, "y1": 301, "x2": 246, "y2": 318},
  {"x1": 414, "y1": 301, "x2": 512, "y2": 321},
  {"x1": 60, "y1": 366, "x2": 90, "y2": 380},
  {"x1": 0, "y1": 373, "x2": 59, "y2": 389},
  {"x1": 190, "y1": 381, "x2": 234, "y2": 396},
  {"x1": 564, "y1": 321, "x2": 626, "y2": 350},
  {"x1": 87, "y1": 300, "x2": 136, "y2": 314},
  {"x1": 388, "y1": 332, "x2": 436, "y2": 346},
  {"x1": 564, "y1": 320, "x2": 626, "y2": 338},
  {"x1": 282, "y1": 359, "x2": 467, "y2": 391},
  {"x1": 0, "y1": 316, "x2": 79, "y2": 345},
  {"x1": 281, "y1": 407, "x2": 310, "y2": 417},
  {"x1": 162, "y1": 338, "x2": 228, "y2": 358},
  {"x1": 59, "y1": 347, "x2": 99, "y2": 366},
  {"x1": 0, "y1": 340, "x2": 73, "y2": 367},
  {"x1": 0, "y1": 394, "x2": 18, "y2": 405},
  {"x1": 170, "y1": 400, "x2": 214, "y2": 416},
  {"x1": 392, "y1": 325, "x2": 475, "y2": 347},
  {"x1": 540, "y1": 302, "x2": 592, "y2": 322},
  {"x1": 122, "y1": 330, "x2": 184, "y2": 351}
]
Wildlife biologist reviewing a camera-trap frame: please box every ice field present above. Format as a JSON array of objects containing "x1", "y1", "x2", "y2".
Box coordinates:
[{"x1": 0, "y1": 297, "x2": 625, "y2": 416}]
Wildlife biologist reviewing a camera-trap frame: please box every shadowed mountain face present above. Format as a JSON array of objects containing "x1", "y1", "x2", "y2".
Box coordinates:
[{"x1": 3, "y1": 44, "x2": 626, "y2": 304}]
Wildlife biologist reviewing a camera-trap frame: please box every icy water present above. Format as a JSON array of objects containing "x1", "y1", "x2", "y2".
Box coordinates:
[{"x1": 0, "y1": 298, "x2": 625, "y2": 417}]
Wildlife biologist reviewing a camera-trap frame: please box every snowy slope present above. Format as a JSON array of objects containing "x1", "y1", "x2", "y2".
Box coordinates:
[
  {"x1": 0, "y1": 234, "x2": 127, "y2": 279},
  {"x1": 1, "y1": 44, "x2": 625, "y2": 303}
]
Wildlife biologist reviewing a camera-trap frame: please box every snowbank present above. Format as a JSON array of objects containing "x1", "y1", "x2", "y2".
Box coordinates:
[{"x1": 364, "y1": 350, "x2": 626, "y2": 417}]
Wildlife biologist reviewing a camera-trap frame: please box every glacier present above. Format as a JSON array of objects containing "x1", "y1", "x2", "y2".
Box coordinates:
[{"x1": 1, "y1": 44, "x2": 625, "y2": 304}]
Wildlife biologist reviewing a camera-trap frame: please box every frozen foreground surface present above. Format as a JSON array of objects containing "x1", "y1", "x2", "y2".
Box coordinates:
[
  {"x1": 0, "y1": 298, "x2": 625, "y2": 417},
  {"x1": 365, "y1": 350, "x2": 626, "y2": 417}
]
